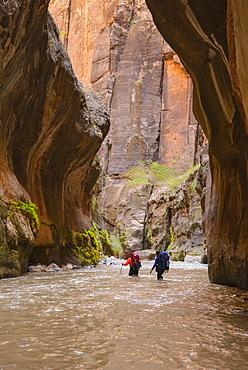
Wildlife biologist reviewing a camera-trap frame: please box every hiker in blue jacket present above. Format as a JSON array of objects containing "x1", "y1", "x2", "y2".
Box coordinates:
[{"x1": 150, "y1": 250, "x2": 170, "y2": 280}]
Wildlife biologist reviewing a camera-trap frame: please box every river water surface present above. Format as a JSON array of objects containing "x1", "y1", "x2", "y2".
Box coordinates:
[{"x1": 0, "y1": 261, "x2": 247, "y2": 369}]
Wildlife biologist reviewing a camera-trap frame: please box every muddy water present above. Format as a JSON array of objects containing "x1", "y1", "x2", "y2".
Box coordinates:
[{"x1": 0, "y1": 261, "x2": 247, "y2": 369}]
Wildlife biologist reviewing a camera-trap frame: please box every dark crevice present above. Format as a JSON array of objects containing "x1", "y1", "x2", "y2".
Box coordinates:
[
  {"x1": 142, "y1": 184, "x2": 154, "y2": 250},
  {"x1": 156, "y1": 57, "x2": 165, "y2": 162},
  {"x1": 65, "y1": 0, "x2": 72, "y2": 50}
]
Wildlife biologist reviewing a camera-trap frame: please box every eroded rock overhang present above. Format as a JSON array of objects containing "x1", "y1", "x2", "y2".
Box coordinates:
[
  {"x1": 145, "y1": 0, "x2": 248, "y2": 290},
  {"x1": 0, "y1": 0, "x2": 110, "y2": 276}
]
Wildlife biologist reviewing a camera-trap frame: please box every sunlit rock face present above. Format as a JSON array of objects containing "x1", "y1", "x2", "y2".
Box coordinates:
[
  {"x1": 146, "y1": 0, "x2": 248, "y2": 290},
  {"x1": 49, "y1": 0, "x2": 205, "y2": 259},
  {"x1": 49, "y1": 0, "x2": 200, "y2": 174},
  {"x1": 0, "y1": 0, "x2": 109, "y2": 275}
]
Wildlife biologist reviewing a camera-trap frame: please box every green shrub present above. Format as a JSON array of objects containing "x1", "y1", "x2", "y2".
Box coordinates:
[
  {"x1": 123, "y1": 161, "x2": 196, "y2": 188},
  {"x1": 169, "y1": 164, "x2": 200, "y2": 190},
  {"x1": 109, "y1": 234, "x2": 123, "y2": 257},
  {"x1": 72, "y1": 225, "x2": 104, "y2": 265},
  {"x1": 149, "y1": 162, "x2": 180, "y2": 184},
  {"x1": 73, "y1": 245, "x2": 99, "y2": 265},
  {"x1": 166, "y1": 227, "x2": 175, "y2": 251},
  {"x1": 123, "y1": 166, "x2": 150, "y2": 186}
]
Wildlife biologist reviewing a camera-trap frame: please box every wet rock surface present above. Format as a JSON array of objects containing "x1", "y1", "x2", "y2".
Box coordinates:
[
  {"x1": 28, "y1": 262, "x2": 80, "y2": 272},
  {"x1": 146, "y1": 0, "x2": 248, "y2": 290},
  {"x1": 0, "y1": 0, "x2": 109, "y2": 277},
  {"x1": 50, "y1": 0, "x2": 207, "y2": 265}
]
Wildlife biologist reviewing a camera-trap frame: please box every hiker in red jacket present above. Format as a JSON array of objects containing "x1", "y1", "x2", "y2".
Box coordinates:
[{"x1": 122, "y1": 252, "x2": 141, "y2": 276}]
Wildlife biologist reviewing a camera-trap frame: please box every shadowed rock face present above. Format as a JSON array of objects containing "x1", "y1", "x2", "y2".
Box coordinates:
[
  {"x1": 0, "y1": 0, "x2": 109, "y2": 276},
  {"x1": 147, "y1": 144, "x2": 209, "y2": 260},
  {"x1": 146, "y1": 0, "x2": 248, "y2": 290}
]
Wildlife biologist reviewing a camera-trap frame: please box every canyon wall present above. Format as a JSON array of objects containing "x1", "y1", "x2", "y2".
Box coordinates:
[
  {"x1": 0, "y1": 0, "x2": 109, "y2": 276},
  {"x1": 145, "y1": 0, "x2": 248, "y2": 290},
  {"x1": 2, "y1": 0, "x2": 246, "y2": 290},
  {"x1": 147, "y1": 144, "x2": 208, "y2": 259},
  {"x1": 49, "y1": 0, "x2": 201, "y2": 173},
  {"x1": 49, "y1": 0, "x2": 206, "y2": 260}
]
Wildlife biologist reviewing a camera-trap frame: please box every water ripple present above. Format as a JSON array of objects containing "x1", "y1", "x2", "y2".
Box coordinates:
[{"x1": 0, "y1": 261, "x2": 247, "y2": 369}]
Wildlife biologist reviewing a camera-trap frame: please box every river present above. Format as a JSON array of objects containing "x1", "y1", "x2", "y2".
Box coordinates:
[{"x1": 0, "y1": 261, "x2": 247, "y2": 369}]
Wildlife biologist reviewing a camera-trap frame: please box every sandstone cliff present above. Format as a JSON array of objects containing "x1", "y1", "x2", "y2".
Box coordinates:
[
  {"x1": 49, "y1": 0, "x2": 201, "y2": 173},
  {"x1": 49, "y1": 0, "x2": 205, "y2": 262},
  {"x1": 146, "y1": 144, "x2": 208, "y2": 260},
  {"x1": 0, "y1": 0, "x2": 109, "y2": 277},
  {"x1": 97, "y1": 156, "x2": 207, "y2": 260},
  {"x1": 146, "y1": 0, "x2": 248, "y2": 290},
  {"x1": 50, "y1": 0, "x2": 248, "y2": 291}
]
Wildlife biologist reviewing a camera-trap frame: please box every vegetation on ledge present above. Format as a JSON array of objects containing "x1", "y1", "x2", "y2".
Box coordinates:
[
  {"x1": 123, "y1": 161, "x2": 200, "y2": 188},
  {"x1": 9, "y1": 200, "x2": 40, "y2": 228}
]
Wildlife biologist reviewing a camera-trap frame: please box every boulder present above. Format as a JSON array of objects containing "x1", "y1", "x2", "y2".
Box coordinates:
[
  {"x1": 28, "y1": 264, "x2": 45, "y2": 272},
  {"x1": 135, "y1": 249, "x2": 156, "y2": 260},
  {"x1": 46, "y1": 263, "x2": 61, "y2": 272}
]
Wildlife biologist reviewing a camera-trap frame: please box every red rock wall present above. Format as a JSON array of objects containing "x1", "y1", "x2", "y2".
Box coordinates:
[
  {"x1": 146, "y1": 0, "x2": 248, "y2": 290},
  {"x1": 49, "y1": 0, "x2": 199, "y2": 174},
  {"x1": 0, "y1": 0, "x2": 109, "y2": 274},
  {"x1": 227, "y1": 0, "x2": 248, "y2": 132},
  {"x1": 160, "y1": 53, "x2": 197, "y2": 169}
]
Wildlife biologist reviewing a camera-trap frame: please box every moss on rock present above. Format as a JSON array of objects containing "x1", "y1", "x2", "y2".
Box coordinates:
[
  {"x1": 0, "y1": 198, "x2": 38, "y2": 278},
  {"x1": 0, "y1": 245, "x2": 20, "y2": 271},
  {"x1": 9, "y1": 200, "x2": 40, "y2": 229},
  {"x1": 170, "y1": 249, "x2": 186, "y2": 261}
]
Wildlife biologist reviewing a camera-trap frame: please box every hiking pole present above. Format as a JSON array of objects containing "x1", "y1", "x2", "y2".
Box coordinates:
[{"x1": 120, "y1": 260, "x2": 123, "y2": 275}]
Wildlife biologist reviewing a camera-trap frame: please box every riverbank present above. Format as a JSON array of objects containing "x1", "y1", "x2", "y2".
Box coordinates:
[{"x1": 27, "y1": 256, "x2": 123, "y2": 273}]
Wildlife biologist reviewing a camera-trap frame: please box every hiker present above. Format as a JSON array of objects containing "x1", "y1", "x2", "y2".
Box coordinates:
[
  {"x1": 122, "y1": 252, "x2": 141, "y2": 276},
  {"x1": 150, "y1": 250, "x2": 170, "y2": 280}
]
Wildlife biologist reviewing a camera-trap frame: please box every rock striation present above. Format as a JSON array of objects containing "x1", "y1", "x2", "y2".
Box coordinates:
[
  {"x1": 146, "y1": 144, "x2": 208, "y2": 261},
  {"x1": 49, "y1": 0, "x2": 200, "y2": 174},
  {"x1": 49, "y1": 0, "x2": 207, "y2": 263},
  {"x1": 0, "y1": 0, "x2": 109, "y2": 277},
  {"x1": 97, "y1": 176, "x2": 153, "y2": 253},
  {"x1": 146, "y1": 0, "x2": 248, "y2": 290}
]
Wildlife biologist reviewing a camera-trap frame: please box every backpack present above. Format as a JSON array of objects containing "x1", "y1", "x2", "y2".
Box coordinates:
[
  {"x1": 157, "y1": 251, "x2": 170, "y2": 270},
  {"x1": 131, "y1": 252, "x2": 141, "y2": 268}
]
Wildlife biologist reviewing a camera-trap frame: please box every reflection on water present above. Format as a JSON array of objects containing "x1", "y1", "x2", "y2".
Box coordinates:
[{"x1": 0, "y1": 261, "x2": 247, "y2": 369}]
